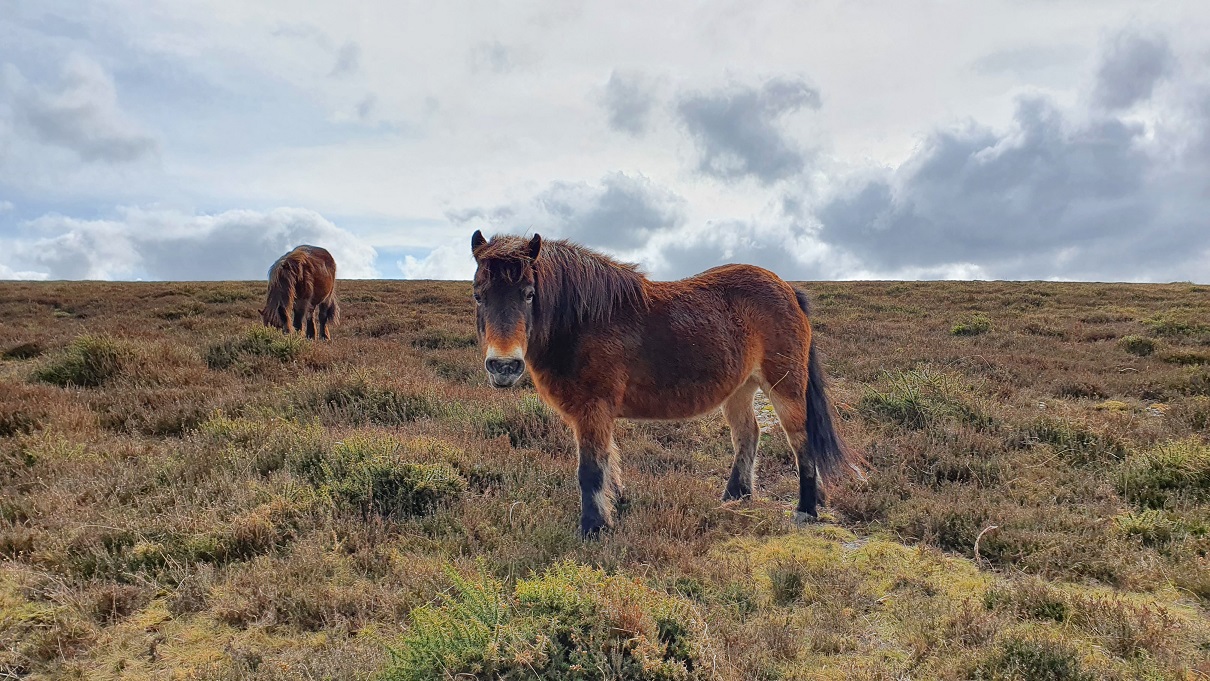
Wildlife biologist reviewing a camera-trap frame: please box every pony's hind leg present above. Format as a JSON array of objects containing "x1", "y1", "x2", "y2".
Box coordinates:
[
  {"x1": 765, "y1": 375, "x2": 819, "y2": 522},
  {"x1": 722, "y1": 377, "x2": 761, "y2": 501}
]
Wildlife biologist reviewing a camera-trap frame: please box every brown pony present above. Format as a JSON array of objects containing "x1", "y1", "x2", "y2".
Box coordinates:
[
  {"x1": 260, "y1": 245, "x2": 340, "y2": 340},
  {"x1": 470, "y1": 230, "x2": 862, "y2": 537}
]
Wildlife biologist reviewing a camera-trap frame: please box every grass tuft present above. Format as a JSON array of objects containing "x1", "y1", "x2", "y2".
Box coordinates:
[
  {"x1": 205, "y1": 325, "x2": 306, "y2": 370},
  {"x1": 317, "y1": 435, "x2": 466, "y2": 519},
  {"x1": 32, "y1": 335, "x2": 130, "y2": 387},
  {"x1": 1117, "y1": 437, "x2": 1210, "y2": 510},
  {"x1": 952, "y1": 313, "x2": 992, "y2": 336},
  {"x1": 383, "y1": 560, "x2": 705, "y2": 681},
  {"x1": 858, "y1": 369, "x2": 991, "y2": 430},
  {"x1": 1118, "y1": 335, "x2": 1155, "y2": 356}
]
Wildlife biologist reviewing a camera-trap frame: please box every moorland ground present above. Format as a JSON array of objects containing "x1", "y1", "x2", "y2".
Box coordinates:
[{"x1": 1, "y1": 279, "x2": 1208, "y2": 680}]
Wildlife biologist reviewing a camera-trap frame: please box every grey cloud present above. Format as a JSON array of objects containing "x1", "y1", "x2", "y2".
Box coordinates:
[
  {"x1": 1093, "y1": 31, "x2": 1173, "y2": 110},
  {"x1": 653, "y1": 221, "x2": 822, "y2": 281},
  {"x1": 356, "y1": 94, "x2": 376, "y2": 120},
  {"x1": 448, "y1": 172, "x2": 685, "y2": 251},
  {"x1": 677, "y1": 77, "x2": 821, "y2": 184},
  {"x1": 3, "y1": 56, "x2": 158, "y2": 163},
  {"x1": 5, "y1": 208, "x2": 378, "y2": 280},
  {"x1": 602, "y1": 70, "x2": 656, "y2": 136},
  {"x1": 470, "y1": 41, "x2": 516, "y2": 74},
  {"x1": 330, "y1": 41, "x2": 361, "y2": 77},
  {"x1": 815, "y1": 90, "x2": 1209, "y2": 281}
]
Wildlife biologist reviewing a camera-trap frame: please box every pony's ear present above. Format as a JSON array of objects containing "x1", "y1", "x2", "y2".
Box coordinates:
[
  {"x1": 471, "y1": 230, "x2": 487, "y2": 255},
  {"x1": 527, "y1": 233, "x2": 542, "y2": 260}
]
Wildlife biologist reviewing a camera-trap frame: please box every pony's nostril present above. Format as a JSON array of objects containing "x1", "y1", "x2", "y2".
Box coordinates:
[{"x1": 486, "y1": 358, "x2": 524, "y2": 376}]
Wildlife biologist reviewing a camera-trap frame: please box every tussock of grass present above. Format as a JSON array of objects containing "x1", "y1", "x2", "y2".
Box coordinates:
[
  {"x1": 2, "y1": 341, "x2": 43, "y2": 360},
  {"x1": 1118, "y1": 437, "x2": 1210, "y2": 510},
  {"x1": 32, "y1": 335, "x2": 130, "y2": 387},
  {"x1": 473, "y1": 395, "x2": 567, "y2": 449},
  {"x1": 1, "y1": 567, "x2": 97, "y2": 671},
  {"x1": 383, "y1": 561, "x2": 706, "y2": 681},
  {"x1": 972, "y1": 636, "x2": 1093, "y2": 681},
  {"x1": 952, "y1": 313, "x2": 992, "y2": 336},
  {"x1": 1160, "y1": 350, "x2": 1210, "y2": 365},
  {"x1": 296, "y1": 373, "x2": 445, "y2": 425},
  {"x1": 1141, "y1": 313, "x2": 1210, "y2": 338},
  {"x1": 1118, "y1": 335, "x2": 1155, "y2": 356},
  {"x1": 206, "y1": 326, "x2": 306, "y2": 371},
  {"x1": 316, "y1": 435, "x2": 466, "y2": 519},
  {"x1": 1015, "y1": 415, "x2": 1126, "y2": 464},
  {"x1": 858, "y1": 369, "x2": 991, "y2": 430}
]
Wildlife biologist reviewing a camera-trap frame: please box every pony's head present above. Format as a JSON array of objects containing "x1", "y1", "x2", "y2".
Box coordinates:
[
  {"x1": 259, "y1": 303, "x2": 288, "y2": 332},
  {"x1": 471, "y1": 229, "x2": 541, "y2": 388}
]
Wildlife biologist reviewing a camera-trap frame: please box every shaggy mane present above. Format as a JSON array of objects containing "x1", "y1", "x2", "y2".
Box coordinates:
[{"x1": 475, "y1": 236, "x2": 650, "y2": 341}]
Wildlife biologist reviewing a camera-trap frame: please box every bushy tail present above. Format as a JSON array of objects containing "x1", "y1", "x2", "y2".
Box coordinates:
[{"x1": 795, "y1": 290, "x2": 864, "y2": 485}]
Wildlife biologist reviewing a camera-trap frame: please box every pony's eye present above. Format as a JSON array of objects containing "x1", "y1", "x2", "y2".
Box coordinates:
[
  {"x1": 524, "y1": 290, "x2": 535, "y2": 303},
  {"x1": 472, "y1": 292, "x2": 481, "y2": 304}
]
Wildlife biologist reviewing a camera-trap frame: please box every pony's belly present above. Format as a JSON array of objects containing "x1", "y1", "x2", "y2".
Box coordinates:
[{"x1": 617, "y1": 379, "x2": 744, "y2": 420}]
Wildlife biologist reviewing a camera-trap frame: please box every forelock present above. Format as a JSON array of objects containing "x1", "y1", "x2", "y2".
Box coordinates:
[{"x1": 475, "y1": 236, "x2": 536, "y2": 284}]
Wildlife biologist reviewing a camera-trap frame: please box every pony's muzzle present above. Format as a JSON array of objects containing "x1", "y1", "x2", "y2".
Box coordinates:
[{"x1": 485, "y1": 357, "x2": 525, "y2": 388}]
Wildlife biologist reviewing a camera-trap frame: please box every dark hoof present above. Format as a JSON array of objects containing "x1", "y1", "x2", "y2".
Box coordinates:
[
  {"x1": 722, "y1": 483, "x2": 752, "y2": 502},
  {"x1": 580, "y1": 514, "x2": 610, "y2": 539},
  {"x1": 793, "y1": 510, "x2": 819, "y2": 525}
]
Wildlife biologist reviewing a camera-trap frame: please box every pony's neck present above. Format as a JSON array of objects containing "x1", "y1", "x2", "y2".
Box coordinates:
[{"x1": 531, "y1": 240, "x2": 648, "y2": 349}]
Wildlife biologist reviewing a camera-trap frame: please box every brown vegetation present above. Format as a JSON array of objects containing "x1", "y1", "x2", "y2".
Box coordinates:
[{"x1": 1, "y1": 279, "x2": 1208, "y2": 679}]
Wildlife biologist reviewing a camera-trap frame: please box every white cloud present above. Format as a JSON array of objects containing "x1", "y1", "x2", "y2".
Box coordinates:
[
  {"x1": 0, "y1": 261, "x2": 48, "y2": 280},
  {"x1": 398, "y1": 241, "x2": 474, "y2": 280},
  {"x1": 2, "y1": 207, "x2": 378, "y2": 280}
]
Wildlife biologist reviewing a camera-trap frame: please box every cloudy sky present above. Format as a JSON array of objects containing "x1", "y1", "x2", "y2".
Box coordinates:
[{"x1": 1, "y1": 1, "x2": 1208, "y2": 282}]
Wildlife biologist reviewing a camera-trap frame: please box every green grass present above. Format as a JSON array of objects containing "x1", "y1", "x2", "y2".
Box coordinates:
[
  {"x1": 32, "y1": 335, "x2": 130, "y2": 387},
  {"x1": 858, "y1": 368, "x2": 991, "y2": 430},
  {"x1": 1118, "y1": 335, "x2": 1156, "y2": 356},
  {"x1": 382, "y1": 561, "x2": 705, "y2": 681},
  {"x1": 1118, "y1": 437, "x2": 1210, "y2": 510},
  {"x1": 205, "y1": 325, "x2": 307, "y2": 370},
  {"x1": 952, "y1": 313, "x2": 992, "y2": 336}
]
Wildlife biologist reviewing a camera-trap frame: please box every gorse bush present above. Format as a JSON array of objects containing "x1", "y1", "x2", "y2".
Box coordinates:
[
  {"x1": 205, "y1": 326, "x2": 306, "y2": 370},
  {"x1": 33, "y1": 335, "x2": 130, "y2": 387},
  {"x1": 952, "y1": 313, "x2": 992, "y2": 336},
  {"x1": 383, "y1": 561, "x2": 705, "y2": 681}
]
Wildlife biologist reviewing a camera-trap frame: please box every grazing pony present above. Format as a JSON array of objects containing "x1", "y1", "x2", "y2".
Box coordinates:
[
  {"x1": 470, "y1": 230, "x2": 862, "y2": 537},
  {"x1": 260, "y1": 245, "x2": 340, "y2": 340}
]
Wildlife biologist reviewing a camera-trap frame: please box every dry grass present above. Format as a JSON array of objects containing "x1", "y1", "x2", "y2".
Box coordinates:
[{"x1": 1, "y1": 279, "x2": 1209, "y2": 679}]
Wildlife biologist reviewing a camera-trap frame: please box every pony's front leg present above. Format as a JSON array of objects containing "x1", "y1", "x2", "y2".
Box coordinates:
[
  {"x1": 291, "y1": 305, "x2": 306, "y2": 335},
  {"x1": 573, "y1": 416, "x2": 622, "y2": 538}
]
